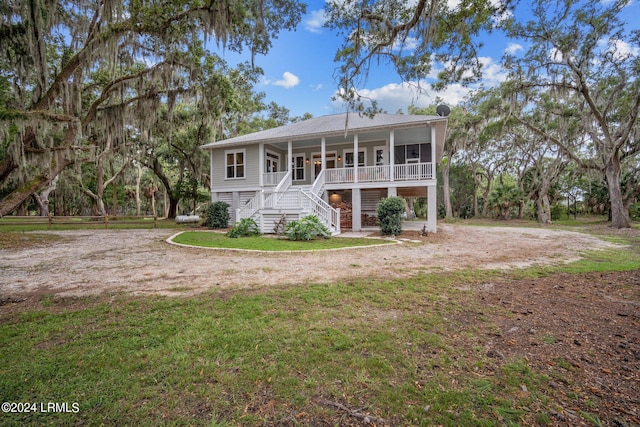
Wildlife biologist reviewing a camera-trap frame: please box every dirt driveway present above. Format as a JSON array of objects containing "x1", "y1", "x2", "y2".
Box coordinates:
[{"x1": 0, "y1": 224, "x2": 618, "y2": 298}]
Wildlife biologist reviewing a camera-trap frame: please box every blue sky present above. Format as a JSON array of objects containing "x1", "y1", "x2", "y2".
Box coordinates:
[{"x1": 216, "y1": 0, "x2": 640, "y2": 118}]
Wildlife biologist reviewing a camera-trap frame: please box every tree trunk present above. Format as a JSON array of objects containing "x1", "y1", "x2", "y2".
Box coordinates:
[
  {"x1": 0, "y1": 156, "x2": 18, "y2": 184},
  {"x1": 0, "y1": 157, "x2": 74, "y2": 217},
  {"x1": 536, "y1": 194, "x2": 552, "y2": 224},
  {"x1": 473, "y1": 173, "x2": 480, "y2": 217},
  {"x1": 442, "y1": 161, "x2": 453, "y2": 218},
  {"x1": 604, "y1": 157, "x2": 631, "y2": 228},
  {"x1": 536, "y1": 180, "x2": 552, "y2": 224},
  {"x1": 151, "y1": 157, "x2": 180, "y2": 219},
  {"x1": 135, "y1": 163, "x2": 143, "y2": 216},
  {"x1": 481, "y1": 176, "x2": 492, "y2": 218},
  {"x1": 33, "y1": 176, "x2": 58, "y2": 216},
  {"x1": 167, "y1": 195, "x2": 179, "y2": 219}
]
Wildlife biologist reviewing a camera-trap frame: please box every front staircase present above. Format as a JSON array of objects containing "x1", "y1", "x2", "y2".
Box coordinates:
[{"x1": 236, "y1": 170, "x2": 341, "y2": 235}]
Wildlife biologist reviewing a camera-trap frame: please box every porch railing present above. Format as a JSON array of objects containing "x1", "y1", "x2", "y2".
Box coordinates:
[
  {"x1": 239, "y1": 171, "x2": 292, "y2": 220},
  {"x1": 324, "y1": 162, "x2": 433, "y2": 185},
  {"x1": 263, "y1": 171, "x2": 289, "y2": 187},
  {"x1": 393, "y1": 162, "x2": 433, "y2": 181}
]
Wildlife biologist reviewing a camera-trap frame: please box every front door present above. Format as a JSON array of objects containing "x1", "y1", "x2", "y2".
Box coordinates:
[{"x1": 312, "y1": 151, "x2": 337, "y2": 180}]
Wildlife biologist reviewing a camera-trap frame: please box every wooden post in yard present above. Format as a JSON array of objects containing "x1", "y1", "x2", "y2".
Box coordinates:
[
  {"x1": 154, "y1": 215, "x2": 157, "y2": 229},
  {"x1": 105, "y1": 214, "x2": 109, "y2": 228},
  {"x1": 48, "y1": 213, "x2": 53, "y2": 230}
]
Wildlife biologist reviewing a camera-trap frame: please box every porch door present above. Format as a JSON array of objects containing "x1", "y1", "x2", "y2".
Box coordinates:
[
  {"x1": 312, "y1": 151, "x2": 336, "y2": 180},
  {"x1": 266, "y1": 151, "x2": 279, "y2": 173}
]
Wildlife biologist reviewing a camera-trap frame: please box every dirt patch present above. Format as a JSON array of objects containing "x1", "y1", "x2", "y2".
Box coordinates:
[
  {"x1": 458, "y1": 269, "x2": 640, "y2": 426},
  {"x1": 0, "y1": 224, "x2": 621, "y2": 300}
]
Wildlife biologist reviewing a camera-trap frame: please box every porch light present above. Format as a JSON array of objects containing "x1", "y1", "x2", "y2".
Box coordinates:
[
  {"x1": 306, "y1": 158, "x2": 310, "y2": 164},
  {"x1": 337, "y1": 155, "x2": 342, "y2": 162}
]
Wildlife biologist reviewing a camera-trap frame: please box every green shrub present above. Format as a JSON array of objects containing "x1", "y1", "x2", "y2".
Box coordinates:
[
  {"x1": 205, "y1": 201, "x2": 230, "y2": 229},
  {"x1": 285, "y1": 215, "x2": 331, "y2": 241},
  {"x1": 227, "y1": 218, "x2": 261, "y2": 238},
  {"x1": 377, "y1": 196, "x2": 404, "y2": 236},
  {"x1": 550, "y1": 204, "x2": 566, "y2": 221}
]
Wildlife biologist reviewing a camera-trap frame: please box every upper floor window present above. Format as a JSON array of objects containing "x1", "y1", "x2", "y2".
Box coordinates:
[
  {"x1": 226, "y1": 149, "x2": 245, "y2": 179},
  {"x1": 344, "y1": 149, "x2": 366, "y2": 167},
  {"x1": 394, "y1": 143, "x2": 432, "y2": 164}
]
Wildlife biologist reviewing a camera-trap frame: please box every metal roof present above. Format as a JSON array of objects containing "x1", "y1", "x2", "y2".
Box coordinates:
[{"x1": 201, "y1": 112, "x2": 448, "y2": 149}]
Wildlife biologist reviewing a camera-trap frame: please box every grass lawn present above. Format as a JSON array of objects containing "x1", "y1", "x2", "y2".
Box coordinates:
[
  {"x1": 171, "y1": 231, "x2": 395, "y2": 251},
  {"x1": 1, "y1": 222, "x2": 638, "y2": 426},
  {"x1": 0, "y1": 218, "x2": 197, "y2": 232},
  {"x1": 1, "y1": 270, "x2": 547, "y2": 427}
]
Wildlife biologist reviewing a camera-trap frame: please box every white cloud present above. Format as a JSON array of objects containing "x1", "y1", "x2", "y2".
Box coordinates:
[
  {"x1": 304, "y1": 9, "x2": 327, "y2": 34},
  {"x1": 479, "y1": 56, "x2": 508, "y2": 85},
  {"x1": 330, "y1": 81, "x2": 470, "y2": 113},
  {"x1": 505, "y1": 42, "x2": 523, "y2": 54},
  {"x1": 272, "y1": 72, "x2": 300, "y2": 88},
  {"x1": 328, "y1": 57, "x2": 507, "y2": 112},
  {"x1": 598, "y1": 38, "x2": 639, "y2": 60},
  {"x1": 310, "y1": 83, "x2": 324, "y2": 91}
]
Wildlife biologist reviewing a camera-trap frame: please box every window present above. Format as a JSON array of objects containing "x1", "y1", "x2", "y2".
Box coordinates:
[
  {"x1": 344, "y1": 149, "x2": 366, "y2": 167},
  {"x1": 374, "y1": 147, "x2": 385, "y2": 166},
  {"x1": 292, "y1": 154, "x2": 305, "y2": 181},
  {"x1": 393, "y1": 144, "x2": 432, "y2": 164},
  {"x1": 226, "y1": 149, "x2": 245, "y2": 179},
  {"x1": 266, "y1": 151, "x2": 279, "y2": 173}
]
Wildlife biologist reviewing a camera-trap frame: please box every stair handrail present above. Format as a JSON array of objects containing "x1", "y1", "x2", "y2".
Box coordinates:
[
  {"x1": 310, "y1": 169, "x2": 325, "y2": 196},
  {"x1": 274, "y1": 170, "x2": 292, "y2": 193},
  {"x1": 301, "y1": 190, "x2": 340, "y2": 233}
]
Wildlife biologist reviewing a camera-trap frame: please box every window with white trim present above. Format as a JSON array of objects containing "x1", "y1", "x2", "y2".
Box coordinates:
[
  {"x1": 393, "y1": 143, "x2": 432, "y2": 164},
  {"x1": 225, "y1": 149, "x2": 245, "y2": 179},
  {"x1": 344, "y1": 148, "x2": 366, "y2": 167},
  {"x1": 266, "y1": 151, "x2": 279, "y2": 173},
  {"x1": 374, "y1": 146, "x2": 385, "y2": 166},
  {"x1": 292, "y1": 154, "x2": 305, "y2": 181}
]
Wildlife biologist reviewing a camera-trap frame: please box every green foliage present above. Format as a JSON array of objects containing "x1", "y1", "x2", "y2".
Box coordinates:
[
  {"x1": 205, "y1": 201, "x2": 230, "y2": 229},
  {"x1": 227, "y1": 218, "x2": 261, "y2": 238},
  {"x1": 488, "y1": 180, "x2": 525, "y2": 220},
  {"x1": 630, "y1": 202, "x2": 640, "y2": 220},
  {"x1": 413, "y1": 198, "x2": 427, "y2": 219},
  {"x1": 377, "y1": 196, "x2": 405, "y2": 236},
  {"x1": 285, "y1": 215, "x2": 330, "y2": 241},
  {"x1": 550, "y1": 204, "x2": 566, "y2": 221}
]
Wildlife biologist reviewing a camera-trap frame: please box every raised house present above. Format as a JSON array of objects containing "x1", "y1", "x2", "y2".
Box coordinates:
[{"x1": 201, "y1": 113, "x2": 448, "y2": 234}]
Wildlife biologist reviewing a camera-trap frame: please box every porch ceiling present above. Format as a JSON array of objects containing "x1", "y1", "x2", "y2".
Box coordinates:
[{"x1": 265, "y1": 130, "x2": 390, "y2": 150}]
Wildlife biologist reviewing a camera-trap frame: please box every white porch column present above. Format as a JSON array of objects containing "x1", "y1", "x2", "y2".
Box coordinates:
[
  {"x1": 389, "y1": 130, "x2": 395, "y2": 181},
  {"x1": 387, "y1": 187, "x2": 397, "y2": 197},
  {"x1": 352, "y1": 188, "x2": 362, "y2": 231},
  {"x1": 353, "y1": 133, "x2": 359, "y2": 183},
  {"x1": 258, "y1": 142, "x2": 265, "y2": 186},
  {"x1": 321, "y1": 137, "x2": 326, "y2": 170},
  {"x1": 209, "y1": 150, "x2": 215, "y2": 199},
  {"x1": 430, "y1": 125, "x2": 436, "y2": 178},
  {"x1": 233, "y1": 191, "x2": 241, "y2": 222},
  {"x1": 287, "y1": 140, "x2": 292, "y2": 172},
  {"x1": 427, "y1": 184, "x2": 437, "y2": 232}
]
